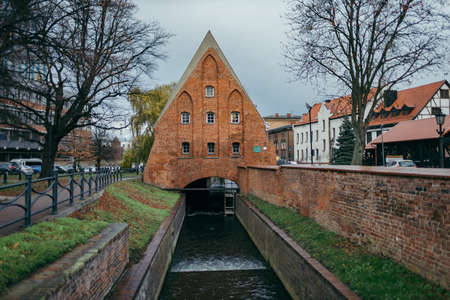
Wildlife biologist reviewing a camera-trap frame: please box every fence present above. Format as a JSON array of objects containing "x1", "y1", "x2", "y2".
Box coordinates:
[{"x1": 0, "y1": 168, "x2": 140, "y2": 230}]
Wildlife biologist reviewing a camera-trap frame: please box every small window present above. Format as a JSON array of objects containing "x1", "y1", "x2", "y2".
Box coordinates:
[
  {"x1": 315, "y1": 130, "x2": 318, "y2": 141},
  {"x1": 232, "y1": 142, "x2": 240, "y2": 154},
  {"x1": 301, "y1": 132, "x2": 304, "y2": 143},
  {"x1": 231, "y1": 111, "x2": 240, "y2": 124},
  {"x1": 366, "y1": 132, "x2": 372, "y2": 143},
  {"x1": 306, "y1": 148, "x2": 308, "y2": 160},
  {"x1": 305, "y1": 132, "x2": 308, "y2": 143},
  {"x1": 322, "y1": 139, "x2": 326, "y2": 152},
  {"x1": 206, "y1": 86, "x2": 215, "y2": 97},
  {"x1": 182, "y1": 142, "x2": 190, "y2": 154},
  {"x1": 207, "y1": 142, "x2": 215, "y2": 154},
  {"x1": 301, "y1": 149, "x2": 304, "y2": 160},
  {"x1": 322, "y1": 120, "x2": 325, "y2": 132},
  {"x1": 206, "y1": 112, "x2": 215, "y2": 124},
  {"x1": 332, "y1": 128, "x2": 336, "y2": 139},
  {"x1": 296, "y1": 133, "x2": 299, "y2": 144},
  {"x1": 440, "y1": 89, "x2": 449, "y2": 99},
  {"x1": 297, "y1": 150, "x2": 299, "y2": 160},
  {"x1": 181, "y1": 112, "x2": 190, "y2": 124}
]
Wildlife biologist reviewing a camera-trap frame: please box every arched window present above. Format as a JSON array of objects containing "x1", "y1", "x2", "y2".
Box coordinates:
[
  {"x1": 232, "y1": 142, "x2": 240, "y2": 154},
  {"x1": 181, "y1": 112, "x2": 190, "y2": 124},
  {"x1": 182, "y1": 142, "x2": 190, "y2": 154},
  {"x1": 231, "y1": 111, "x2": 240, "y2": 124},
  {"x1": 206, "y1": 111, "x2": 215, "y2": 124},
  {"x1": 206, "y1": 86, "x2": 214, "y2": 97}
]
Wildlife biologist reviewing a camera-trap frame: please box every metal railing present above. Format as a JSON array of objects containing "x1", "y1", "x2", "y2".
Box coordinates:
[{"x1": 0, "y1": 167, "x2": 140, "y2": 230}]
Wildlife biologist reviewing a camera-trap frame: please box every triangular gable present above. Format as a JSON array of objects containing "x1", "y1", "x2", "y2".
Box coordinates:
[{"x1": 155, "y1": 31, "x2": 251, "y2": 127}]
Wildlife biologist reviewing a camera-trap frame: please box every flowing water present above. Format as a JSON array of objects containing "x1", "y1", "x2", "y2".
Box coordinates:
[{"x1": 159, "y1": 214, "x2": 291, "y2": 299}]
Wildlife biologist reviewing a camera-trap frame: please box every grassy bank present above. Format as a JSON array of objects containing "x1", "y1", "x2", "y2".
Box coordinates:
[
  {"x1": 246, "y1": 194, "x2": 449, "y2": 300},
  {"x1": 76, "y1": 180, "x2": 179, "y2": 263},
  {"x1": 0, "y1": 218, "x2": 108, "y2": 293}
]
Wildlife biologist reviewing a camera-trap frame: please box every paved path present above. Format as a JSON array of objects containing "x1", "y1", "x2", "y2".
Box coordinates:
[{"x1": 0, "y1": 176, "x2": 138, "y2": 237}]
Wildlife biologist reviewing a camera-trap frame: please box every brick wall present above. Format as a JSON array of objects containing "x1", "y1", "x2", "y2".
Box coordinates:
[
  {"x1": 238, "y1": 165, "x2": 449, "y2": 288},
  {"x1": 6, "y1": 223, "x2": 129, "y2": 299},
  {"x1": 144, "y1": 33, "x2": 276, "y2": 189}
]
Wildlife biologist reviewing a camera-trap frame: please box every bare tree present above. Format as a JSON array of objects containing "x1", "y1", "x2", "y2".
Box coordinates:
[
  {"x1": 1, "y1": 0, "x2": 170, "y2": 176},
  {"x1": 91, "y1": 127, "x2": 113, "y2": 169},
  {"x1": 284, "y1": 0, "x2": 450, "y2": 164}
]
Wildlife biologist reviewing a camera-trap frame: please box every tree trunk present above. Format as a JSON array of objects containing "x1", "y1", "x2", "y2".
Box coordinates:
[
  {"x1": 352, "y1": 127, "x2": 365, "y2": 165},
  {"x1": 41, "y1": 134, "x2": 59, "y2": 178}
]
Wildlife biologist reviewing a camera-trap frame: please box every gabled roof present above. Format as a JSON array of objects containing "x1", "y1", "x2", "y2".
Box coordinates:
[
  {"x1": 369, "y1": 80, "x2": 447, "y2": 126},
  {"x1": 366, "y1": 117, "x2": 450, "y2": 149},
  {"x1": 154, "y1": 31, "x2": 251, "y2": 127}
]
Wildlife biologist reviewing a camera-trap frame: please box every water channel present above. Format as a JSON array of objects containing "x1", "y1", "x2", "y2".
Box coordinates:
[{"x1": 159, "y1": 213, "x2": 291, "y2": 299}]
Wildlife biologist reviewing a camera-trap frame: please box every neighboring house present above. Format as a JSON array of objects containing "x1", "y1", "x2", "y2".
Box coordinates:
[
  {"x1": 294, "y1": 80, "x2": 450, "y2": 164},
  {"x1": 267, "y1": 125, "x2": 295, "y2": 161},
  {"x1": 366, "y1": 117, "x2": 450, "y2": 167},
  {"x1": 264, "y1": 113, "x2": 302, "y2": 130}
]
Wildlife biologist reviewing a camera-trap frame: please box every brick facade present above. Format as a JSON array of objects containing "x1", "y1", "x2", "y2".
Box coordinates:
[
  {"x1": 144, "y1": 32, "x2": 275, "y2": 188},
  {"x1": 238, "y1": 165, "x2": 450, "y2": 288}
]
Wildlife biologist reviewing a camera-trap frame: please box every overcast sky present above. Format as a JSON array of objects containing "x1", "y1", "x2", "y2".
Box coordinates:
[{"x1": 131, "y1": 0, "x2": 449, "y2": 119}]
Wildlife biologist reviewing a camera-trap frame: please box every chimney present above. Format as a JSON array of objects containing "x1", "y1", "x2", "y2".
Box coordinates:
[
  {"x1": 287, "y1": 113, "x2": 292, "y2": 118},
  {"x1": 275, "y1": 113, "x2": 279, "y2": 118},
  {"x1": 383, "y1": 90, "x2": 398, "y2": 107}
]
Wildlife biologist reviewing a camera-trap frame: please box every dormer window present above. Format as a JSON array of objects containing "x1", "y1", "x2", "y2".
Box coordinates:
[{"x1": 206, "y1": 86, "x2": 215, "y2": 97}]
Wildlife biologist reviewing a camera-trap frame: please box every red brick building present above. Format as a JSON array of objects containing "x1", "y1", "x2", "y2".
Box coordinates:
[{"x1": 144, "y1": 32, "x2": 276, "y2": 188}]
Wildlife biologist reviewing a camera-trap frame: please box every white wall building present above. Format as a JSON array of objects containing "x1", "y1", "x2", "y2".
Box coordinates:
[{"x1": 294, "y1": 80, "x2": 450, "y2": 164}]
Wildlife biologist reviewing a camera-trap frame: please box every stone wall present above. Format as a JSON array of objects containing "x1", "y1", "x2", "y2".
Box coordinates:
[
  {"x1": 236, "y1": 196, "x2": 359, "y2": 300},
  {"x1": 5, "y1": 223, "x2": 129, "y2": 299},
  {"x1": 238, "y1": 165, "x2": 450, "y2": 288},
  {"x1": 111, "y1": 194, "x2": 186, "y2": 300}
]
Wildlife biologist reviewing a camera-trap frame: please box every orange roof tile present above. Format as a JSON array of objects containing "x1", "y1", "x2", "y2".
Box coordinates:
[
  {"x1": 366, "y1": 117, "x2": 450, "y2": 149},
  {"x1": 369, "y1": 80, "x2": 446, "y2": 126}
]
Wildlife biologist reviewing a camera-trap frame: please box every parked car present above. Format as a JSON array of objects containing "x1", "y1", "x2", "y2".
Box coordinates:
[
  {"x1": 10, "y1": 158, "x2": 42, "y2": 174},
  {"x1": 0, "y1": 162, "x2": 11, "y2": 175},
  {"x1": 386, "y1": 160, "x2": 416, "y2": 168},
  {"x1": 54, "y1": 165, "x2": 68, "y2": 173}
]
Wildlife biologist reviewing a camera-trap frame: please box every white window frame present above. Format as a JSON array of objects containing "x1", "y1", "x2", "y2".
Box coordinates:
[
  {"x1": 206, "y1": 112, "x2": 215, "y2": 124},
  {"x1": 181, "y1": 112, "x2": 190, "y2": 124},
  {"x1": 231, "y1": 111, "x2": 240, "y2": 124},
  {"x1": 207, "y1": 142, "x2": 215, "y2": 154},
  {"x1": 232, "y1": 142, "x2": 240, "y2": 154},
  {"x1": 206, "y1": 86, "x2": 215, "y2": 97},
  {"x1": 182, "y1": 142, "x2": 190, "y2": 154}
]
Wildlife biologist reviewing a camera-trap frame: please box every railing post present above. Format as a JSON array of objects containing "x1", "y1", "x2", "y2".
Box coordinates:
[
  {"x1": 52, "y1": 170, "x2": 58, "y2": 215},
  {"x1": 69, "y1": 172, "x2": 74, "y2": 206},
  {"x1": 18, "y1": 172, "x2": 22, "y2": 181},
  {"x1": 25, "y1": 174, "x2": 32, "y2": 227},
  {"x1": 95, "y1": 170, "x2": 98, "y2": 192},
  {"x1": 88, "y1": 168, "x2": 92, "y2": 196},
  {"x1": 3, "y1": 171, "x2": 7, "y2": 184},
  {"x1": 80, "y1": 168, "x2": 85, "y2": 200},
  {"x1": 120, "y1": 169, "x2": 123, "y2": 181}
]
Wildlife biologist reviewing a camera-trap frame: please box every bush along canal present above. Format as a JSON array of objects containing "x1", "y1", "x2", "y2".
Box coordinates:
[{"x1": 159, "y1": 179, "x2": 291, "y2": 299}]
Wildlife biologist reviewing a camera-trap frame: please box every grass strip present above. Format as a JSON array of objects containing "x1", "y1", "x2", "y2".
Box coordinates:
[
  {"x1": 0, "y1": 218, "x2": 108, "y2": 293},
  {"x1": 79, "y1": 180, "x2": 179, "y2": 263},
  {"x1": 246, "y1": 194, "x2": 449, "y2": 300}
]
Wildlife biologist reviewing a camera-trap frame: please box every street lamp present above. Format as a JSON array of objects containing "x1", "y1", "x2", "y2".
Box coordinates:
[
  {"x1": 305, "y1": 102, "x2": 313, "y2": 164},
  {"x1": 433, "y1": 109, "x2": 446, "y2": 168}
]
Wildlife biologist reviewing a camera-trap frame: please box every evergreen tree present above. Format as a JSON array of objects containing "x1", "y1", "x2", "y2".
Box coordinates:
[{"x1": 332, "y1": 117, "x2": 354, "y2": 165}]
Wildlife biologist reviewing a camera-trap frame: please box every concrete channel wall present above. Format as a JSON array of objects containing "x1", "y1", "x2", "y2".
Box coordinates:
[
  {"x1": 111, "y1": 194, "x2": 186, "y2": 300},
  {"x1": 236, "y1": 196, "x2": 359, "y2": 300},
  {"x1": 3, "y1": 223, "x2": 129, "y2": 300}
]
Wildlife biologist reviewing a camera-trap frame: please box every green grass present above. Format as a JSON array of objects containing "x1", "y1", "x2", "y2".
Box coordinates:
[
  {"x1": 0, "y1": 218, "x2": 108, "y2": 293},
  {"x1": 246, "y1": 194, "x2": 449, "y2": 300},
  {"x1": 81, "y1": 180, "x2": 178, "y2": 263}
]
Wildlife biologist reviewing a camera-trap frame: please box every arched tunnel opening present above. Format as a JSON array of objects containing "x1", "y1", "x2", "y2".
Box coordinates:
[{"x1": 184, "y1": 177, "x2": 239, "y2": 215}]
